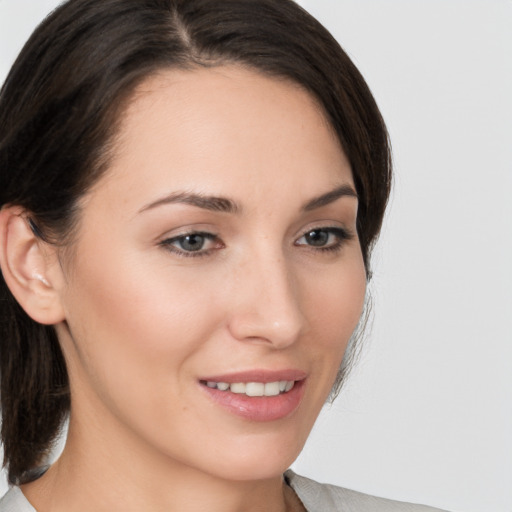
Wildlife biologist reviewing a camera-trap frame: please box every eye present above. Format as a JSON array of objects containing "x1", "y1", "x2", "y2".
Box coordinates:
[
  {"x1": 295, "y1": 227, "x2": 352, "y2": 252},
  {"x1": 160, "y1": 231, "x2": 222, "y2": 257}
]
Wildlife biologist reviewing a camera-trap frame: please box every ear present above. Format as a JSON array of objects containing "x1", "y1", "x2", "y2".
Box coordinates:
[{"x1": 0, "y1": 206, "x2": 66, "y2": 325}]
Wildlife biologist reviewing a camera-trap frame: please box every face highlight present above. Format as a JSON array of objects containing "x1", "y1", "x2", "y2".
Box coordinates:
[{"x1": 53, "y1": 66, "x2": 367, "y2": 483}]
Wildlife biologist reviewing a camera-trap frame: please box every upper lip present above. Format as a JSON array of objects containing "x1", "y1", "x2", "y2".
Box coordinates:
[{"x1": 199, "y1": 369, "x2": 307, "y2": 384}]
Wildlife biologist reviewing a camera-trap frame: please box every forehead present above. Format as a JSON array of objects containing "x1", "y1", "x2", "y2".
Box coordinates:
[
  {"x1": 121, "y1": 66, "x2": 337, "y2": 144},
  {"x1": 86, "y1": 65, "x2": 352, "y2": 215}
]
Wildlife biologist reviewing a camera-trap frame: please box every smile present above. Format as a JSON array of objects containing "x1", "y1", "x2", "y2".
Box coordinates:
[
  {"x1": 199, "y1": 371, "x2": 306, "y2": 421},
  {"x1": 202, "y1": 380, "x2": 295, "y2": 397}
]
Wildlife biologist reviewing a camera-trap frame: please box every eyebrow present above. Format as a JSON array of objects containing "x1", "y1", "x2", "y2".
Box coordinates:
[
  {"x1": 301, "y1": 184, "x2": 358, "y2": 211},
  {"x1": 139, "y1": 183, "x2": 357, "y2": 215},
  {"x1": 139, "y1": 192, "x2": 240, "y2": 214}
]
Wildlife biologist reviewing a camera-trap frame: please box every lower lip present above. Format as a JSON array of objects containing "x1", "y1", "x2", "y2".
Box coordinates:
[{"x1": 200, "y1": 380, "x2": 306, "y2": 422}]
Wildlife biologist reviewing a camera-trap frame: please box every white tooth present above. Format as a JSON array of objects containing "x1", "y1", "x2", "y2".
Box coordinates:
[
  {"x1": 206, "y1": 381, "x2": 217, "y2": 388},
  {"x1": 230, "y1": 382, "x2": 246, "y2": 394},
  {"x1": 245, "y1": 382, "x2": 265, "y2": 397},
  {"x1": 279, "y1": 380, "x2": 287, "y2": 392},
  {"x1": 264, "y1": 382, "x2": 280, "y2": 396},
  {"x1": 284, "y1": 381, "x2": 295, "y2": 392},
  {"x1": 217, "y1": 382, "x2": 229, "y2": 391}
]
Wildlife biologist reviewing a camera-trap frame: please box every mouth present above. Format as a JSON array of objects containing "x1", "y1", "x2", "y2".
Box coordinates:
[
  {"x1": 198, "y1": 370, "x2": 307, "y2": 422},
  {"x1": 200, "y1": 380, "x2": 295, "y2": 397}
]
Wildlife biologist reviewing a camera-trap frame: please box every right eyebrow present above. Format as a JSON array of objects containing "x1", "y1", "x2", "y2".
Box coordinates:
[
  {"x1": 138, "y1": 192, "x2": 240, "y2": 215},
  {"x1": 301, "y1": 183, "x2": 358, "y2": 211}
]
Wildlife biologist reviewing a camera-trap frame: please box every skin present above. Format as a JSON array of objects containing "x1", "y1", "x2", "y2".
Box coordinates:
[{"x1": 21, "y1": 66, "x2": 367, "y2": 512}]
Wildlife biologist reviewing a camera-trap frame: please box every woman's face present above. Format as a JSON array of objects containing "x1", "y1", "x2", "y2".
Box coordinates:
[{"x1": 54, "y1": 66, "x2": 366, "y2": 482}]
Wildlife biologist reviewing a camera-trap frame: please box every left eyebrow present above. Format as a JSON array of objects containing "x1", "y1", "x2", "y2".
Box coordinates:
[{"x1": 302, "y1": 184, "x2": 358, "y2": 211}]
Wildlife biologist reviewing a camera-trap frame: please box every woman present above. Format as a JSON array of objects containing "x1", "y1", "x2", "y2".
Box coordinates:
[{"x1": 0, "y1": 0, "x2": 447, "y2": 510}]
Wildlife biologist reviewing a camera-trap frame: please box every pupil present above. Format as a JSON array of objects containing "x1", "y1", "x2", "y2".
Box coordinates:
[
  {"x1": 181, "y1": 234, "x2": 204, "y2": 251},
  {"x1": 306, "y1": 230, "x2": 328, "y2": 246}
]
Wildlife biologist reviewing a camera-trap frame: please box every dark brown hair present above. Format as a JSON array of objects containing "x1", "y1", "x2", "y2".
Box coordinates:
[{"x1": 0, "y1": 0, "x2": 391, "y2": 484}]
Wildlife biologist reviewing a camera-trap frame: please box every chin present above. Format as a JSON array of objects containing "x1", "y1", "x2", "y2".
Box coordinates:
[
  {"x1": 197, "y1": 429, "x2": 307, "y2": 483},
  {"x1": 206, "y1": 456, "x2": 296, "y2": 483}
]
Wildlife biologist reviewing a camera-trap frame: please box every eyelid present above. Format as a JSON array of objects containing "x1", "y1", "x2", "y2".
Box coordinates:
[
  {"x1": 295, "y1": 221, "x2": 354, "y2": 240},
  {"x1": 159, "y1": 230, "x2": 223, "y2": 258},
  {"x1": 294, "y1": 226, "x2": 355, "y2": 251},
  {"x1": 157, "y1": 223, "x2": 355, "y2": 259}
]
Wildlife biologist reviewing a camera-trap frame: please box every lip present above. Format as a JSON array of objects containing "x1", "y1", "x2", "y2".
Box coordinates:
[
  {"x1": 199, "y1": 369, "x2": 307, "y2": 422},
  {"x1": 200, "y1": 369, "x2": 307, "y2": 384}
]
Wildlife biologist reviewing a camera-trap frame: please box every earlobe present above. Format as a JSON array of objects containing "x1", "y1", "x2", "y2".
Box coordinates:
[{"x1": 0, "y1": 207, "x2": 66, "y2": 325}]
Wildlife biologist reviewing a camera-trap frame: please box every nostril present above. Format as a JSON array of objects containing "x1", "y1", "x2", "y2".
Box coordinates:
[{"x1": 227, "y1": 309, "x2": 303, "y2": 348}]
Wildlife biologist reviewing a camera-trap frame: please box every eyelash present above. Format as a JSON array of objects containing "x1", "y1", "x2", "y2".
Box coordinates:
[
  {"x1": 294, "y1": 227, "x2": 353, "y2": 253},
  {"x1": 159, "y1": 231, "x2": 221, "y2": 258},
  {"x1": 159, "y1": 227, "x2": 354, "y2": 259}
]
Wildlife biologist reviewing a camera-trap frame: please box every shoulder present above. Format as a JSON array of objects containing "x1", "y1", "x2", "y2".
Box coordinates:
[
  {"x1": 0, "y1": 487, "x2": 36, "y2": 512},
  {"x1": 285, "y1": 471, "x2": 450, "y2": 512}
]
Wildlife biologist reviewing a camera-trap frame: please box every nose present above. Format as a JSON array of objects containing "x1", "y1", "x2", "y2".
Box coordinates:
[{"x1": 227, "y1": 250, "x2": 305, "y2": 349}]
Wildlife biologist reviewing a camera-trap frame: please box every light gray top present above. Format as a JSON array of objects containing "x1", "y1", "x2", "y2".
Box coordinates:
[
  {"x1": 0, "y1": 471, "x2": 449, "y2": 511},
  {"x1": 285, "y1": 471, "x2": 448, "y2": 511},
  {"x1": 0, "y1": 487, "x2": 31, "y2": 512}
]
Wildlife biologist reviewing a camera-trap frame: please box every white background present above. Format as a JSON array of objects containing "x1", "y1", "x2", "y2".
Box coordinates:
[{"x1": 1, "y1": 1, "x2": 511, "y2": 511}]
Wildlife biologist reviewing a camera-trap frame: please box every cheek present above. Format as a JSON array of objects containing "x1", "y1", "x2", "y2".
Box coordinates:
[
  {"x1": 59, "y1": 248, "x2": 224, "y2": 409},
  {"x1": 301, "y1": 254, "x2": 367, "y2": 375},
  {"x1": 71, "y1": 226, "x2": 214, "y2": 319}
]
